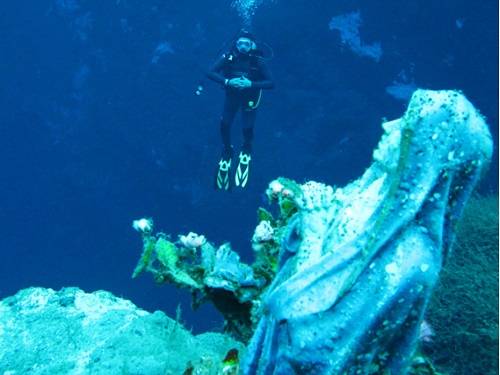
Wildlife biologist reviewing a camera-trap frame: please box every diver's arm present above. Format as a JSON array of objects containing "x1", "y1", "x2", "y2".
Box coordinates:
[
  {"x1": 250, "y1": 58, "x2": 274, "y2": 89},
  {"x1": 206, "y1": 55, "x2": 229, "y2": 86}
]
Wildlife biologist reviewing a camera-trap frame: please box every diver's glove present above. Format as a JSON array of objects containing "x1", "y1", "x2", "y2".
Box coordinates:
[{"x1": 228, "y1": 77, "x2": 252, "y2": 90}]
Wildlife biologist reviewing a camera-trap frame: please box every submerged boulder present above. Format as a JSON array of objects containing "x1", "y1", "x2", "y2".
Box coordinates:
[{"x1": 0, "y1": 287, "x2": 243, "y2": 374}]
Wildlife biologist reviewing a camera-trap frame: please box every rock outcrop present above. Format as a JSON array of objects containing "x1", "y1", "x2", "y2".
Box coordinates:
[{"x1": 0, "y1": 287, "x2": 243, "y2": 375}]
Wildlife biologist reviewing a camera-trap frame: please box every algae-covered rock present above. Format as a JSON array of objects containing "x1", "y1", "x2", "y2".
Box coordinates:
[{"x1": 0, "y1": 287, "x2": 243, "y2": 375}]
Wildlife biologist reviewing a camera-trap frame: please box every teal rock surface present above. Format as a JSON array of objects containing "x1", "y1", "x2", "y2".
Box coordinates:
[{"x1": 0, "y1": 287, "x2": 242, "y2": 374}]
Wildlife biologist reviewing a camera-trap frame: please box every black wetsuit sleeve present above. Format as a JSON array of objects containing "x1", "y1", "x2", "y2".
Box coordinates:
[
  {"x1": 251, "y1": 58, "x2": 274, "y2": 89},
  {"x1": 206, "y1": 55, "x2": 228, "y2": 86}
]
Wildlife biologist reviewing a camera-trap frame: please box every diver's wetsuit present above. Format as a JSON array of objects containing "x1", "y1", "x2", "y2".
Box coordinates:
[{"x1": 207, "y1": 51, "x2": 274, "y2": 158}]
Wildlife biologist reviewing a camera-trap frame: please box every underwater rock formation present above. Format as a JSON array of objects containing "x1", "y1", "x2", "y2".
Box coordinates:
[
  {"x1": 0, "y1": 287, "x2": 243, "y2": 375},
  {"x1": 241, "y1": 90, "x2": 493, "y2": 374}
]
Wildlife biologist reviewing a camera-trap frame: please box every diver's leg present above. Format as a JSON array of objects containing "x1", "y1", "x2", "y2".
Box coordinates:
[
  {"x1": 241, "y1": 108, "x2": 256, "y2": 154},
  {"x1": 216, "y1": 93, "x2": 239, "y2": 190},
  {"x1": 220, "y1": 93, "x2": 239, "y2": 158}
]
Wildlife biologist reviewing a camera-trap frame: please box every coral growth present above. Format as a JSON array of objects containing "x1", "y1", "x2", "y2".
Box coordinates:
[
  {"x1": 131, "y1": 223, "x2": 278, "y2": 341},
  {"x1": 130, "y1": 180, "x2": 302, "y2": 341}
]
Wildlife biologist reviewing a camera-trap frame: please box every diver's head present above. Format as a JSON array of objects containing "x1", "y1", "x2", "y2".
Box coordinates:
[{"x1": 235, "y1": 29, "x2": 257, "y2": 55}]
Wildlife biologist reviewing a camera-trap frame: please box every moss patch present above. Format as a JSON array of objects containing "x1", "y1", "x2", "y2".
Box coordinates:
[{"x1": 427, "y1": 195, "x2": 499, "y2": 375}]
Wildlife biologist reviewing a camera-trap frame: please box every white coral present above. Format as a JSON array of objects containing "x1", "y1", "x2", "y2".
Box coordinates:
[
  {"x1": 267, "y1": 180, "x2": 284, "y2": 197},
  {"x1": 252, "y1": 220, "x2": 274, "y2": 243},
  {"x1": 179, "y1": 232, "x2": 206, "y2": 249},
  {"x1": 132, "y1": 218, "x2": 153, "y2": 233}
]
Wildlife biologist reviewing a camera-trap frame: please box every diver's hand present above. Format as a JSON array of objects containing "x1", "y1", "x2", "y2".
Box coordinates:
[
  {"x1": 228, "y1": 77, "x2": 252, "y2": 89},
  {"x1": 226, "y1": 78, "x2": 238, "y2": 88},
  {"x1": 236, "y1": 77, "x2": 252, "y2": 89}
]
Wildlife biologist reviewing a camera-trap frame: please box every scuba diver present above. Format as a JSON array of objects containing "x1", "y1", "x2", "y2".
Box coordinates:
[{"x1": 207, "y1": 30, "x2": 274, "y2": 190}]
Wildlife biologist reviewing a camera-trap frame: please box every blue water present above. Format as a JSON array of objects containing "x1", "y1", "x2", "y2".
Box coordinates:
[{"x1": 0, "y1": 0, "x2": 498, "y2": 333}]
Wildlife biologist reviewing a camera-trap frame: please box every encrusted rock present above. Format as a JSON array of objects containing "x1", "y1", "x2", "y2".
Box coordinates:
[{"x1": 0, "y1": 287, "x2": 243, "y2": 375}]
